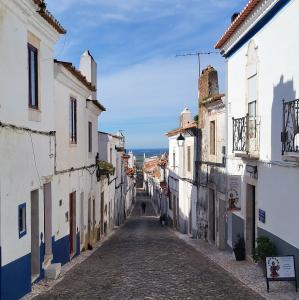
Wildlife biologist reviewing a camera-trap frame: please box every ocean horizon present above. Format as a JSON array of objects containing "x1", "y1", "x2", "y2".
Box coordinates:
[{"x1": 129, "y1": 148, "x2": 168, "y2": 167}]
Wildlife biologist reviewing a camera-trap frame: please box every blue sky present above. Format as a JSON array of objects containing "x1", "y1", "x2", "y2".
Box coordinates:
[{"x1": 48, "y1": 0, "x2": 248, "y2": 149}]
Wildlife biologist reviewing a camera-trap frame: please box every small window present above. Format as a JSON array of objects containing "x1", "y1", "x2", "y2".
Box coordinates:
[
  {"x1": 28, "y1": 44, "x2": 38, "y2": 109},
  {"x1": 110, "y1": 148, "x2": 113, "y2": 164},
  {"x1": 70, "y1": 98, "x2": 77, "y2": 143},
  {"x1": 210, "y1": 121, "x2": 216, "y2": 155},
  {"x1": 18, "y1": 203, "x2": 27, "y2": 238},
  {"x1": 173, "y1": 152, "x2": 176, "y2": 169},
  {"x1": 88, "y1": 121, "x2": 92, "y2": 152},
  {"x1": 187, "y1": 146, "x2": 191, "y2": 172}
]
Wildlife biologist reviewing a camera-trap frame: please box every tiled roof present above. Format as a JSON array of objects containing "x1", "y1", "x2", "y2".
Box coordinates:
[
  {"x1": 215, "y1": 0, "x2": 261, "y2": 49},
  {"x1": 166, "y1": 122, "x2": 197, "y2": 137},
  {"x1": 54, "y1": 60, "x2": 96, "y2": 92},
  {"x1": 86, "y1": 100, "x2": 106, "y2": 112},
  {"x1": 33, "y1": 0, "x2": 66, "y2": 34}
]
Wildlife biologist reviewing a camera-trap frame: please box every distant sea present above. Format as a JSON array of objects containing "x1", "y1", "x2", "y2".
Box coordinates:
[{"x1": 129, "y1": 148, "x2": 168, "y2": 168}]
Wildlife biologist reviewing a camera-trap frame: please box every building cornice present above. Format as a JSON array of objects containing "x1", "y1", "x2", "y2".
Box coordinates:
[
  {"x1": 216, "y1": 0, "x2": 277, "y2": 56},
  {"x1": 4, "y1": 0, "x2": 60, "y2": 45},
  {"x1": 54, "y1": 64, "x2": 91, "y2": 99}
]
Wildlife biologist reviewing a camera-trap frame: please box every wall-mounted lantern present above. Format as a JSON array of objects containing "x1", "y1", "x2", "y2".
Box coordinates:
[{"x1": 177, "y1": 133, "x2": 185, "y2": 147}]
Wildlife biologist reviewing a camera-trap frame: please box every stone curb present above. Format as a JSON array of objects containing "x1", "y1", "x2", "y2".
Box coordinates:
[{"x1": 171, "y1": 228, "x2": 299, "y2": 300}]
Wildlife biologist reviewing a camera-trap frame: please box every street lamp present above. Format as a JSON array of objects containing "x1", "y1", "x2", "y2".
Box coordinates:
[{"x1": 177, "y1": 133, "x2": 185, "y2": 147}]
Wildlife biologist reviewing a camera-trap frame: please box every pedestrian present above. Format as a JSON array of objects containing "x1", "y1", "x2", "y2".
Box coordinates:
[{"x1": 141, "y1": 201, "x2": 146, "y2": 214}]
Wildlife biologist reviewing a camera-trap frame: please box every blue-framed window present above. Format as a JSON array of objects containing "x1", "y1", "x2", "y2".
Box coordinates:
[{"x1": 18, "y1": 203, "x2": 27, "y2": 239}]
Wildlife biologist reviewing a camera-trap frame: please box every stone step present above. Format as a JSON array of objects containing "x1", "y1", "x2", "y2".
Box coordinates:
[{"x1": 44, "y1": 263, "x2": 61, "y2": 280}]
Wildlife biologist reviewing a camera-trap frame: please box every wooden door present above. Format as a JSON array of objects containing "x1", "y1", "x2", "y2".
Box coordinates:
[
  {"x1": 87, "y1": 197, "x2": 91, "y2": 244},
  {"x1": 69, "y1": 192, "x2": 76, "y2": 255},
  {"x1": 92, "y1": 198, "x2": 95, "y2": 241}
]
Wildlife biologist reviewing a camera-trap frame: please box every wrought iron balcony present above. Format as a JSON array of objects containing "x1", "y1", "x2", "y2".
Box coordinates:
[
  {"x1": 281, "y1": 99, "x2": 299, "y2": 154},
  {"x1": 232, "y1": 114, "x2": 260, "y2": 155}
]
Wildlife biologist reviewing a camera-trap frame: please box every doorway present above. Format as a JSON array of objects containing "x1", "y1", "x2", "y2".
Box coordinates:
[
  {"x1": 69, "y1": 192, "x2": 76, "y2": 256},
  {"x1": 80, "y1": 192, "x2": 84, "y2": 245},
  {"x1": 31, "y1": 190, "x2": 40, "y2": 280},
  {"x1": 217, "y1": 196, "x2": 226, "y2": 250},
  {"x1": 92, "y1": 197, "x2": 95, "y2": 242},
  {"x1": 208, "y1": 188, "x2": 216, "y2": 244},
  {"x1": 43, "y1": 183, "x2": 52, "y2": 263},
  {"x1": 246, "y1": 184, "x2": 256, "y2": 256},
  {"x1": 87, "y1": 197, "x2": 91, "y2": 245},
  {"x1": 101, "y1": 192, "x2": 104, "y2": 236}
]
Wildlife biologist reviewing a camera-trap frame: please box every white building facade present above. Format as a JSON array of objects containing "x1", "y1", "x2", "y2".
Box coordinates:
[
  {"x1": 216, "y1": 0, "x2": 299, "y2": 271},
  {"x1": 0, "y1": 0, "x2": 65, "y2": 298},
  {"x1": 52, "y1": 51, "x2": 105, "y2": 267},
  {"x1": 98, "y1": 132, "x2": 135, "y2": 229},
  {"x1": 196, "y1": 66, "x2": 227, "y2": 249},
  {"x1": 166, "y1": 108, "x2": 197, "y2": 234}
]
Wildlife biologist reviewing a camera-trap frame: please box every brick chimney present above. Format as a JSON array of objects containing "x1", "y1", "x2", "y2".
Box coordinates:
[
  {"x1": 79, "y1": 50, "x2": 97, "y2": 99},
  {"x1": 198, "y1": 65, "x2": 219, "y2": 127},
  {"x1": 198, "y1": 65, "x2": 219, "y2": 102}
]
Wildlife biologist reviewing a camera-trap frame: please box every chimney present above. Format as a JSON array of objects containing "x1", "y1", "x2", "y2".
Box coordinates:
[
  {"x1": 198, "y1": 65, "x2": 219, "y2": 128},
  {"x1": 231, "y1": 12, "x2": 239, "y2": 23},
  {"x1": 198, "y1": 65, "x2": 219, "y2": 102},
  {"x1": 79, "y1": 50, "x2": 97, "y2": 99}
]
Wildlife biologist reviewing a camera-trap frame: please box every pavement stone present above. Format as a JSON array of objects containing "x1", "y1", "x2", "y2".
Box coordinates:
[{"x1": 34, "y1": 190, "x2": 263, "y2": 300}]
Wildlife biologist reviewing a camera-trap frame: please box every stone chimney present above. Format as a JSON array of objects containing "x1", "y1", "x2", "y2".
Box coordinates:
[
  {"x1": 198, "y1": 65, "x2": 219, "y2": 102},
  {"x1": 79, "y1": 50, "x2": 97, "y2": 99}
]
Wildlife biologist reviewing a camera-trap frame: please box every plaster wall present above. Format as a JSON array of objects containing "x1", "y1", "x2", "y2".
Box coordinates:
[
  {"x1": 226, "y1": 0, "x2": 299, "y2": 250},
  {"x1": 0, "y1": 0, "x2": 59, "y2": 267}
]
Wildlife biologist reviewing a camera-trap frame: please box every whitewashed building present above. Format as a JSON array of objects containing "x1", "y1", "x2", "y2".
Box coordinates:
[
  {"x1": 52, "y1": 50, "x2": 105, "y2": 266},
  {"x1": 0, "y1": 0, "x2": 66, "y2": 298},
  {"x1": 98, "y1": 132, "x2": 135, "y2": 228},
  {"x1": 166, "y1": 108, "x2": 197, "y2": 234},
  {"x1": 196, "y1": 66, "x2": 227, "y2": 249},
  {"x1": 215, "y1": 0, "x2": 299, "y2": 271}
]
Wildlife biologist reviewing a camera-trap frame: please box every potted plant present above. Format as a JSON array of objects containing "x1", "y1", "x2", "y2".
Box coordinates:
[
  {"x1": 233, "y1": 235, "x2": 246, "y2": 261},
  {"x1": 159, "y1": 214, "x2": 168, "y2": 226},
  {"x1": 253, "y1": 236, "x2": 276, "y2": 273}
]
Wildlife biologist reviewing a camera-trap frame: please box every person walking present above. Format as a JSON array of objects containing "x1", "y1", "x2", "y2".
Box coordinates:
[{"x1": 141, "y1": 201, "x2": 146, "y2": 215}]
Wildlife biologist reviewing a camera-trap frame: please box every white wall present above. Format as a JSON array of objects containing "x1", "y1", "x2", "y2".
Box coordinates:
[
  {"x1": 0, "y1": 0, "x2": 59, "y2": 266},
  {"x1": 226, "y1": 0, "x2": 299, "y2": 249},
  {"x1": 53, "y1": 62, "x2": 102, "y2": 247}
]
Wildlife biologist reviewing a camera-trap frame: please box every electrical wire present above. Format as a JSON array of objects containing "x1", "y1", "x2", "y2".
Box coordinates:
[{"x1": 29, "y1": 132, "x2": 42, "y2": 188}]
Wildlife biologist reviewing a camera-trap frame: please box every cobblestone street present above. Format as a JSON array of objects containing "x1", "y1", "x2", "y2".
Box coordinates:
[{"x1": 35, "y1": 191, "x2": 262, "y2": 300}]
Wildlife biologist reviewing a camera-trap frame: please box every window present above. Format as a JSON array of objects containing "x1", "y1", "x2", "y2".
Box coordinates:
[
  {"x1": 28, "y1": 44, "x2": 38, "y2": 109},
  {"x1": 169, "y1": 192, "x2": 172, "y2": 210},
  {"x1": 110, "y1": 148, "x2": 113, "y2": 164},
  {"x1": 187, "y1": 146, "x2": 191, "y2": 172},
  {"x1": 88, "y1": 121, "x2": 92, "y2": 152},
  {"x1": 210, "y1": 121, "x2": 216, "y2": 155},
  {"x1": 18, "y1": 203, "x2": 26, "y2": 238},
  {"x1": 70, "y1": 98, "x2": 77, "y2": 143},
  {"x1": 248, "y1": 100, "x2": 257, "y2": 138},
  {"x1": 173, "y1": 152, "x2": 176, "y2": 168}
]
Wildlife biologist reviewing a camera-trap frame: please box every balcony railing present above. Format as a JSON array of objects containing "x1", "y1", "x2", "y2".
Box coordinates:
[
  {"x1": 281, "y1": 99, "x2": 299, "y2": 155},
  {"x1": 232, "y1": 114, "x2": 260, "y2": 155}
]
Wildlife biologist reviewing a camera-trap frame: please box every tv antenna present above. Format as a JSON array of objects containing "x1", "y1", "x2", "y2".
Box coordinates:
[{"x1": 175, "y1": 51, "x2": 218, "y2": 77}]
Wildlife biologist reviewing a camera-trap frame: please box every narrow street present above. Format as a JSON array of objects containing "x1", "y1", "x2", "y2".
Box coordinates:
[{"x1": 36, "y1": 190, "x2": 262, "y2": 300}]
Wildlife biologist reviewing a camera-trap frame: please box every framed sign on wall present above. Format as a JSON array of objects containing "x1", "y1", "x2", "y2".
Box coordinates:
[{"x1": 265, "y1": 256, "x2": 297, "y2": 292}]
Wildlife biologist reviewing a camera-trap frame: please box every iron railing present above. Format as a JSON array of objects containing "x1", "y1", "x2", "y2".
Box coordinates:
[
  {"x1": 281, "y1": 99, "x2": 299, "y2": 154},
  {"x1": 232, "y1": 114, "x2": 260, "y2": 154}
]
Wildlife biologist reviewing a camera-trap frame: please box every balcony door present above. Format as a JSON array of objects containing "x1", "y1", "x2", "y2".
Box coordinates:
[{"x1": 246, "y1": 40, "x2": 259, "y2": 153}]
